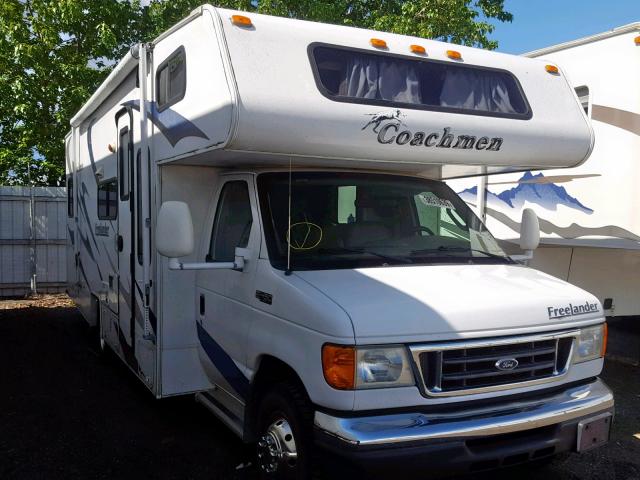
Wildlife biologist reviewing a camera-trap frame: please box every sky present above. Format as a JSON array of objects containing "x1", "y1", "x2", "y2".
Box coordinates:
[{"x1": 490, "y1": 0, "x2": 640, "y2": 54}]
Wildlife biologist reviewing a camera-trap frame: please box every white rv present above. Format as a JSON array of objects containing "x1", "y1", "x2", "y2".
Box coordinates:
[
  {"x1": 66, "y1": 6, "x2": 613, "y2": 478},
  {"x1": 450, "y1": 23, "x2": 640, "y2": 317}
]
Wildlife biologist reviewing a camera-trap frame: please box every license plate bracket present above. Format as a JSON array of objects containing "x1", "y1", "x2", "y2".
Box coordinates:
[{"x1": 577, "y1": 412, "x2": 612, "y2": 452}]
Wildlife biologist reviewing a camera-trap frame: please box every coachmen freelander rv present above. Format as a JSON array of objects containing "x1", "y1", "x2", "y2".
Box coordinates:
[
  {"x1": 450, "y1": 23, "x2": 640, "y2": 317},
  {"x1": 66, "y1": 5, "x2": 613, "y2": 478}
]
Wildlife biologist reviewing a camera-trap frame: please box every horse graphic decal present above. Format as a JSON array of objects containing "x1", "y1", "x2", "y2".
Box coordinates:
[{"x1": 362, "y1": 109, "x2": 406, "y2": 133}]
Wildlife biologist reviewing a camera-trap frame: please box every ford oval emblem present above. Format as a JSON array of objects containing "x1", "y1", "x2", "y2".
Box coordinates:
[{"x1": 495, "y1": 358, "x2": 519, "y2": 371}]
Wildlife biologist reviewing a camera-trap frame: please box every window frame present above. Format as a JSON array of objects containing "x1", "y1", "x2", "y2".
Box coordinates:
[
  {"x1": 307, "y1": 42, "x2": 533, "y2": 121},
  {"x1": 155, "y1": 46, "x2": 187, "y2": 113},
  {"x1": 207, "y1": 180, "x2": 254, "y2": 263},
  {"x1": 97, "y1": 177, "x2": 118, "y2": 220}
]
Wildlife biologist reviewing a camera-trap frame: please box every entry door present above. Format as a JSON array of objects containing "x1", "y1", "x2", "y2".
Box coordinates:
[{"x1": 116, "y1": 112, "x2": 134, "y2": 351}]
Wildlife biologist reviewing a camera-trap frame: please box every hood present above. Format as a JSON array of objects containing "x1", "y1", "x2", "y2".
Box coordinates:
[{"x1": 294, "y1": 264, "x2": 603, "y2": 343}]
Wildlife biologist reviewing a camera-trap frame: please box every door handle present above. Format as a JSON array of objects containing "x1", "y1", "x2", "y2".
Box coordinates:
[
  {"x1": 117, "y1": 235, "x2": 124, "y2": 252},
  {"x1": 199, "y1": 294, "x2": 205, "y2": 316}
]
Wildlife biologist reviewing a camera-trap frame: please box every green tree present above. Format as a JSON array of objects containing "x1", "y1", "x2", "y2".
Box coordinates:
[{"x1": 0, "y1": 0, "x2": 511, "y2": 186}]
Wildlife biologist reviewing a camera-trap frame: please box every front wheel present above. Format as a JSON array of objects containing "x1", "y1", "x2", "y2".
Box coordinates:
[{"x1": 256, "y1": 382, "x2": 318, "y2": 479}]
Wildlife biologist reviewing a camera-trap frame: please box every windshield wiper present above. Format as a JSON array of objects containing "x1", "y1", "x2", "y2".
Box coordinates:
[
  {"x1": 411, "y1": 246, "x2": 511, "y2": 261},
  {"x1": 318, "y1": 247, "x2": 413, "y2": 264}
]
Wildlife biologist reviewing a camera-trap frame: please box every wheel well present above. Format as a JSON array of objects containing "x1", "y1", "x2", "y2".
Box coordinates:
[{"x1": 244, "y1": 355, "x2": 310, "y2": 442}]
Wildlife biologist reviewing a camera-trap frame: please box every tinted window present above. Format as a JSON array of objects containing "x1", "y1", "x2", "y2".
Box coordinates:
[
  {"x1": 136, "y1": 149, "x2": 142, "y2": 265},
  {"x1": 157, "y1": 48, "x2": 186, "y2": 110},
  {"x1": 118, "y1": 126, "x2": 130, "y2": 200},
  {"x1": 575, "y1": 85, "x2": 589, "y2": 115},
  {"x1": 98, "y1": 179, "x2": 118, "y2": 220},
  {"x1": 208, "y1": 181, "x2": 253, "y2": 262},
  {"x1": 311, "y1": 45, "x2": 530, "y2": 119},
  {"x1": 67, "y1": 176, "x2": 73, "y2": 217}
]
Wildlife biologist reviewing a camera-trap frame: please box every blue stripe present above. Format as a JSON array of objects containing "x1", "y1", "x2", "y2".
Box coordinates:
[{"x1": 196, "y1": 322, "x2": 249, "y2": 399}]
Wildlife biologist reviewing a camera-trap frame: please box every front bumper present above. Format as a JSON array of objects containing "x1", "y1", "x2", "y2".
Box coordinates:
[{"x1": 314, "y1": 378, "x2": 613, "y2": 474}]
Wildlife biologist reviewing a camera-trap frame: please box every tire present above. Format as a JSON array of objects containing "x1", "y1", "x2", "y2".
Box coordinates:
[{"x1": 255, "y1": 382, "x2": 319, "y2": 480}]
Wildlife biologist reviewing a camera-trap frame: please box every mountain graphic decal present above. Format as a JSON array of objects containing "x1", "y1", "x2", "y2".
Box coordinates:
[{"x1": 458, "y1": 171, "x2": 593, "y2": 214}]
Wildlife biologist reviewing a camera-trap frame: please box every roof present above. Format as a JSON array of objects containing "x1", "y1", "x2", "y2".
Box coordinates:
[{"x1": 526, "y1": 22, "x2": 640, "y2": 57}]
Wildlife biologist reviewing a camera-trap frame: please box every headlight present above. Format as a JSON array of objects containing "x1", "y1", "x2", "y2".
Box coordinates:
[
  {"x1": 322, "y1": 344, "x2": 415, "y2": 390},
  {"x1": 356, "y1": 346, "x2": 415, "y2": 389},
  {"x1": 573, "y1": 324, "x2": 607, "y2": 363}
]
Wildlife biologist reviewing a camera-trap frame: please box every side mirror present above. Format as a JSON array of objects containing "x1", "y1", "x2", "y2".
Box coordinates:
[
  {"x1": 156, "y1": 201, "x2": 194, "y2": 258},
  {"x1": 512, "y1": 208, "x2": 540, "y2": 263},
  {"x1": 156, "y1": 201, "x2": 250, "y2": 272}
]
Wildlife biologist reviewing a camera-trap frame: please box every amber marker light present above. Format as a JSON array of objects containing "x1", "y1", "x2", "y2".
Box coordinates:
[
  {"x1": 231, "y1": 15, "x2": 253, "y2": 27},
  {"x1": 410, "y1": 44, "x2": 426, "y2": 55},
  {"x1": 370, "y1": 38, "x2": 388, "y2": 49},
  {"x1": 635, "y1": 35, "x2": 640, "y2": 45},
  {"x1": 446, "y1": 49, "x2": 462, "y2": 60},
  {"x1": 322, "y1": 344, "x2": 355, "y2": 390},
  {"x1": 545, "y1": 64, "x2": 560, "y2": 75}
]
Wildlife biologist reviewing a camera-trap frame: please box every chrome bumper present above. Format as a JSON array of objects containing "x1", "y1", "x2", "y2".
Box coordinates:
[{"x1": 315, "y1": 379, "x2": 614, "y2": 446}]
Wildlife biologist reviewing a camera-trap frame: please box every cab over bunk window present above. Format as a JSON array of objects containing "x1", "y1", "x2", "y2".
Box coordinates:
[
  {"x1": 310, "y1": 45, "x2": 531, "y2": 119},
  {"x1": 156, "y1": 47, "x2": 186, "y2": 110},
  {"x1": 208, "y1": 182, "x2": 253, "y2": 262},
  {"x1": 98, "y1": 179, "x2": 118, "y2": 220}
]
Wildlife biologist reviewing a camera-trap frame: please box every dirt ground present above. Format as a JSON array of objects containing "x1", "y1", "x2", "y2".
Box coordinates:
[{"x1": 0, "y1": 295, "x2": 639, "y2": 480}]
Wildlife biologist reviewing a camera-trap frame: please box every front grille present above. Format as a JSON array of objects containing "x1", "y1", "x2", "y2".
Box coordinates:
[{"x1": 417, "y1": 334, "x2": 574, "y2": 395}]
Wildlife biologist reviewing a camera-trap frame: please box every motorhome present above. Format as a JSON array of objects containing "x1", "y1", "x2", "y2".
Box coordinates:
[
  {"x1": 450, "y1": 23, "x2": 640, "y2": 317},
  {"x1": 66, "y1": 5, "x2": 613, "y2": 478}
]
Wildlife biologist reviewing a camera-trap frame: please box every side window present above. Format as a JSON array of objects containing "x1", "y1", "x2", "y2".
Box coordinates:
[
  {"x1": 98, "y1": 179, "x2": 118, "y2": 220},
  {"x1": 67, "y1": 176, "x2": 73, "y2": 217},
  {"x1": 136, "y1": 149, "x2": 143, "y2": 265},
  {"x1": 156, "y1": 47, "x2": 186, "y2": 111},
  {"x1": 575, "y1": 85, "x2": 589, "y2": 116},
  {"x1": 118, "y1": 126, "x2": 130, "y2": 200},
  {"x1": 208, "y1": 181, "x2": 253, "y2": 262}
]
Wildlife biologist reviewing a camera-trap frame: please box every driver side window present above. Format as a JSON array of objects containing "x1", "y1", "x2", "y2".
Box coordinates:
[{"x1": 208, "y1": 181, "x2": 253, "y2": 262}]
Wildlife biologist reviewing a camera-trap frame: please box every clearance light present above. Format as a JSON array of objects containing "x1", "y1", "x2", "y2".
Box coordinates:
[
  {"x1": 231, "y1": 15, "x2": 252, "y2": 27},
  {"x1": 602, "y1": 322, "x2": 608, "y2": 357},
  {"x1": 545, "y1": 64, "x2": 560, "y2": 75},
  {"x1": 370, "y1": 38, "x2": 388, "y2": 49},
  {"x1": 410, "y1": 44, "x2": 426, "y2": 54},
  {"x1": 446, "y1": 49, "x2": 462, "y2": 60},
  {"x1": 635, "y1": 35, "x2": 640, "y2": 45},
  {"x1": 322, "y1": 344, "x2": 355, "y2": 390}
]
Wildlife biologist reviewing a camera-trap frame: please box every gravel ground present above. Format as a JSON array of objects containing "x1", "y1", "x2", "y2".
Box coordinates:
[{"x1": 0, "y1": 296, "x2": 639, "y2": 480}]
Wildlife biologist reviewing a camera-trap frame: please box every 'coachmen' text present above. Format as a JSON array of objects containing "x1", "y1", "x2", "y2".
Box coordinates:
[{"x1": 377, "y1": 125, "x2": 503, "y2": 151}]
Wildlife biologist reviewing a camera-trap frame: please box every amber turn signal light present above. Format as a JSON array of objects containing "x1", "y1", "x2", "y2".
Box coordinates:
[
  {"x1": 322, "y1": 344, "x2": 355, "y2": 390},
  {"x1": 545, "y1": 64, "x2": 560, "y2": 74},
  {"x1": 231, "y1": 15, "x2": 252, "y2": 27}
]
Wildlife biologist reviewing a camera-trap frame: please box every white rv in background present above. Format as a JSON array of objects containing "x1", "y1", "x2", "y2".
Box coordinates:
[
  {"x1": 66, "y1": 5, "x2": 613, "y2": 478},
  {"x1": 450, "y1": 23, "x2": 640, "y2": 317}
]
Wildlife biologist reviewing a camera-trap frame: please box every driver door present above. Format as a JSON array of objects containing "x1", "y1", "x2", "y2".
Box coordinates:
[{"x1": 196, "y1": 175, "x2": 260, "y2": 401}]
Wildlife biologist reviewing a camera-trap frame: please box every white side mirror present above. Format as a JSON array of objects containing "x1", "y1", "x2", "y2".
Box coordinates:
[
  {"x1": 156, "y1": 201, "x2": 194, "y2": 258},
  {"x1": 520, "y1": 208, "x2": 540, "y2": 251}
]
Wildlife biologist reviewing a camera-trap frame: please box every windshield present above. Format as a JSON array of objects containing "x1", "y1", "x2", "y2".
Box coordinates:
[{"x1": 257, "y1": 172, "x2": 511, "y2": 271}]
